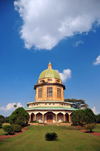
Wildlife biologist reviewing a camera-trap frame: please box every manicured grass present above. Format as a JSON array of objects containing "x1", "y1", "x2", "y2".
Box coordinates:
[
  {"x1": 94, "y1": 124, "x2": 100, "y2": 132},
  {"x1": 0, "y1": 125, "x2": 100, "y2": 151},
  {"x1": 0, "y1": 128, "x2": 7, "y2": 136}
]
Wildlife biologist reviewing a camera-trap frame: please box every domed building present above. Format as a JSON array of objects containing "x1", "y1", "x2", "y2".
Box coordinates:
[{"x1": 25, "y1": 62, "x2": 76, "y2": 123}]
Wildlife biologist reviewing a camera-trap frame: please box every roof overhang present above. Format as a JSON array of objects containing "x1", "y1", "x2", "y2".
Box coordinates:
[
  {"x1": 34, "y1": 82, "x2": 65, "y2": 90},
  {"x1": 25, "y1": 107, "x2": 77, "y2": 111},
  {"x1": 27, "y1": 101, "x2": 72, "y2": 105}
]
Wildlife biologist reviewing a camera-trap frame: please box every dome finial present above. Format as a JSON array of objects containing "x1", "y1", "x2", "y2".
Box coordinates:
[
  {"x1": 48, "y1": 61, "x2": 52, "y2": 69},
  {"x1": 49, "y1": 60, "x2": 51, "y2": 64}
]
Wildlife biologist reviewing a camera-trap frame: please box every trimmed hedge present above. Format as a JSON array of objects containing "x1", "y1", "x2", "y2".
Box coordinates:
[
  {"x1": 30, "y1": 120, "x2": 39, "y2": 123},
  {"x1": 45, "y1": 132, "x2": 57, "y2": 141},
  {"x1": 14, "y1": 125, "x2": 22, "y2": 132},
  {"x1": 3, "y1": 125, "x2": 14, "y2": 134}
]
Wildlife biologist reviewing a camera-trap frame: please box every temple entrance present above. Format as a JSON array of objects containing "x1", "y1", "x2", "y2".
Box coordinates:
[
  {"x1": 47, "y1": 115, "x2": 53, "y2": 123},
  {"x1": 66, "y1": 113, "x2": 69, "y2": 122},
  {"x1": 31, "y1": 113, "x2": 34, "y2": 121}
]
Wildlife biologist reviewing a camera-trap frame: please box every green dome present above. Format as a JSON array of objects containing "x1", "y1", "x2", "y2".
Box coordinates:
[{"x1": 39, "y1": 69, "x2": 61, "y2": 80}]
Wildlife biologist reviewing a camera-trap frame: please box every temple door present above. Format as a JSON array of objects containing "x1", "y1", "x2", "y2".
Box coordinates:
[{"x1": 47, "y1": 115, "x2": 53, "y2": 123}]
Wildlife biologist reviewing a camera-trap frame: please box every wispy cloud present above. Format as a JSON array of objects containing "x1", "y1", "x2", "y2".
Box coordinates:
[
  {"x1": 74, "y1": 41, "x2": 84, "y2": 47},
  {"x1": 92, "y1": 106, "x2": 99, "y2": 115},
  {"x1": 0, "y1": 102, "x2": 22, "y2": 111},
  {"x1": 93, "y1": 55, "x2": 100, "y2": 65},
  {"x1": 57, "y1": 69, "x2": 71, "y2": 82},
  {"x1": 14, "y1": 0, "x2": 100, "y2": 50}
]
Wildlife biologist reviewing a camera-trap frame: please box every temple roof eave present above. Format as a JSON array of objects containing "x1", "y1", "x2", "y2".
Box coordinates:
[
  {"x1": 27, "y1": 101, "x2": 72, "y2": 105},
  {"x1": 34, "y1": 82, "x2": 65, "y2": 90},
  {"x1": 25, "y1": 106, "x2": 77, "y2": 111}
]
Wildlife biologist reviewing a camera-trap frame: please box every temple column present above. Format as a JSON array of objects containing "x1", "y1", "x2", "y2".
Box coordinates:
[
  {"x1": 69, "y1": 114, "x2": 70, "y2": 122},
  {"x1": 68, "y1": 113, "x2": 72, "y2": 123},
  {"x1": 63, "y1": 114, "x2": 65, "y2": 122},
  {"x1": 29, "y1": 114, "x2": 31, "y2": 122},
  {"x1": 56, "y1": 114, "x2": 57, "y2": 123},
  {"x1": 34, "y1": 114, "x2": 36, "y2": 121},
  {"x1": 42, "y1": 114, "x2": 44, "y2": 123}
]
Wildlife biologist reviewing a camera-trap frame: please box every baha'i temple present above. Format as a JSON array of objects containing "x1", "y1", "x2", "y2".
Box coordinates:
[{"x1": 25, "y1": 62, "x2": 76, "y2": 123}]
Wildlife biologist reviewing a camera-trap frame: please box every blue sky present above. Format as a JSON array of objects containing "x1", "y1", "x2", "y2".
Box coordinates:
[{"x1": 0, "y1": 0, "x2": 100, "y2": 116}]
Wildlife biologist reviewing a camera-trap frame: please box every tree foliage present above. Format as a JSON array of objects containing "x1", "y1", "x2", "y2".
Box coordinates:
[
  {"x1": 4, "y1": 116, "x2": 10, "y2": 123},
  {"x1": 71, "y1": 110, "x2": 86, "y2": 126},
  {"x1": 71, "y1": 108, "x2": 96, "y2": 127},
  {"x1": 9, "y1": 107, "x2": 29, "y2": 127},
  {"x1": 96, "y1": 114, "x2": 100, "y2": 123},
  {"x1": 14, "y1": 104, "x2": 17, "y2": 108},
  {"x1": 84, "y1": 108, "x2": 96, "y2": 124},
  {"x1": 64, "y1": 98, "x2": 88, "y2": 109},
  {"x1": 0, "y1": 122, "x2": 2, "y2": 128},
  {"x1": 0, "y1": 115, "x2": 5, "y2": 123}
]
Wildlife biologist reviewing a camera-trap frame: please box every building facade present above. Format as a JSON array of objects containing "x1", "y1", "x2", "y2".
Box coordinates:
[{"x1": 25, "y1": 62, "x2": 76, "y2": 123}]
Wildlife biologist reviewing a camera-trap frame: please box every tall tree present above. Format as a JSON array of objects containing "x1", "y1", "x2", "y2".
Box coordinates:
[
  {"x1": 64, "y1": 98, "x2": 88, "y2": 109},
  {"x1": 9, "y1": 107, "x2": 29, "y2": 127}
]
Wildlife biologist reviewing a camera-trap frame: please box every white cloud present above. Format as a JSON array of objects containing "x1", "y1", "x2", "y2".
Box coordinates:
[
  {"x1": 74, "y1": 41, "x2": 84, "y2": 47},
  {"x1": 57, "y1": 69, "x2": 71, "y2": 82},
  {"x1": 14, "y1": 0, "x2": 100, "y2": 50},
  {"x1": 93, "y1": 55, "x2": 100, "y2": 65},
  {"x1": 92, "y1": 106, "x2": 99, "y2": 115},
  {"x1": 0, "y1": 102, "x2": 22, "y2": 111}
]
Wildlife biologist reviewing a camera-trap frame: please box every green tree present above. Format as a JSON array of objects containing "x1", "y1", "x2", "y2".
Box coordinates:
[
  {"x1": 64, "y1": 98, "x2": 88, "y2": 109},
  {"x1": 71, "y1": 109, "x2": 86, "y2": 126},
  {"x1": 0, "y1": 115, "x2": 5, "y2": 123},
  {"x1": 71, "y1": 108, "x2": 96, "y2": 132},
  {"x1": 96, "y1": 114, "x2": 100, "y2": 123},
  {"x1": 4, "y1": 116, "x2": 10, "y2": 123},
  {"x1": 9, "y1": 107, "x2": 29, "y2": 127},
  {"x1": 84, "y1": 108, "x2": 96, "y2": 124}
]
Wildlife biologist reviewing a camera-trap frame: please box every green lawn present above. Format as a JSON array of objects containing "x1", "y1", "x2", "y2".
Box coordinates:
[
  {"x1": 94, "y1": 124, "x2": 100, "y2": 132},
  {"x1": 0, "y1": 128, "x2": 7, "y2": 136},
  {"x1": 0, "y1": 125, "x2": 100, "y2": 151}
]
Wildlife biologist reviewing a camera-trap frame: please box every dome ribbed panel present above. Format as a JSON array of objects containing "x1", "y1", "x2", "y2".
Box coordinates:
[{"x1": 39, "y1": 69, "x2": 61, "y2": 80}]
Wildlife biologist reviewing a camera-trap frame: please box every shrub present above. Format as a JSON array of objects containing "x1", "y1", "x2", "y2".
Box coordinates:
[
  {"x1": 85, "y1": 123, "x2": 96, "y2": 132},
  {"x1": 3, "y1": 125, "x2": 14, "y2": 134},
  {"x1": 61, "y1": 121, "x2": 70, "y2": 123},
  {"x1": 30, "y1": 120, "x2": 39, "y2": 123},
  {"x1": 0, "y1": 122, "x2": 2, "y2": 128},
  {"x1": 14, "y1": 125, "x2": 22, "y2": 132},
  {"x1": 45, "y1": 132, "x2": 57, "y2": 141}
]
